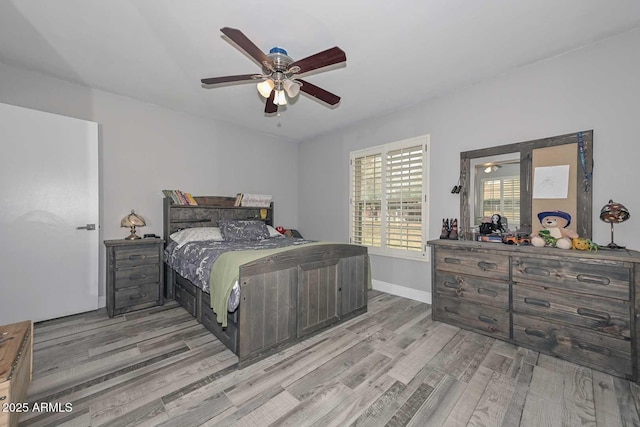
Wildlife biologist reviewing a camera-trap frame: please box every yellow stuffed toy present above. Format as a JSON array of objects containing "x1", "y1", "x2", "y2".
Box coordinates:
[{"x1": 531, "y1": 210, "x2": 578, "y2": 249}]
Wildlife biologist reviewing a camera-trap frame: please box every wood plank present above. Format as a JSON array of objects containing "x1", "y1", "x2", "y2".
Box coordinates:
[
  {"x1": 519, "y1": 365, "x2": 564, "y2": 427},
  {"x1": 441, "y1": 365, "x2": 493, "y2": 427},
  {"x1": 592, "y1": 370, "x2": 624, "y2": 427},
  {"x1": 388, "y1": 323, "x2": 459, "y2": 384}
]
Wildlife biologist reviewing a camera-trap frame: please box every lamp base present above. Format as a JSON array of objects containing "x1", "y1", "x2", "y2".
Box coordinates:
[
  {"x1": 603, "y1": 242, "x2": 626, "y2": 250},
  {"x1": 124, "y1": 226, "x2": 141, "y2": 240}
]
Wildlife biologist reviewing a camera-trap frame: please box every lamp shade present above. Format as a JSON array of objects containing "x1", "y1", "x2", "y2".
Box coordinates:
[
  {"x1": 257, "y1": 79, "x2": 275, "y2": 98},
  {"x1": 283, "y1": 79, "x2": 300, "y2": 98},
  {"x1": 121, "y1": 210, "x2": 145, "y2": 240},
  {"x1": 273, "y1": 89, "x2": 287, "y2": 106}
]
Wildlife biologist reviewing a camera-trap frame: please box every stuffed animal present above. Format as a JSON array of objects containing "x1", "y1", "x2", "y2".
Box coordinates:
[{"x1": 531, "y1": 210, "x2": 578, "y2": 249}]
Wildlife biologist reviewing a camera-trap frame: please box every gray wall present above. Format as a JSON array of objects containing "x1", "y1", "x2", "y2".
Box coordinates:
[
  {"x1": 298, "y1": 28, "x2": 640, "y2": 297},
  {"x1": 0, "y1": 61, "x2": 300, "y2": 300}
]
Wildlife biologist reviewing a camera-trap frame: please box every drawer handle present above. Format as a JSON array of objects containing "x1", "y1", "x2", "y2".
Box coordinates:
[
  {"x1": 577, "y1": 274, "x2": 610, "y2": 286},
  {"x1": 577, "y1": 307, "x2": 611, "y2": 321},
  {"x1": 577, "y1": 341, "x2": 611, "y2": 356},
  {"x1": 444, "y1": 257, "x2": 461, "y2": 264},
  {"x1": 477, "y1": 288, "x2": 498, "y2": 297},
  {"x1": 524, "y1": 328, "x2": 550, "y2": 339},
  {"x1": 444, "y1": 306, "x2": 459, "y2": 314},
  {"x1": 130, "y1": 293, "x2": 147, "y2": 300},
  {"x1": 444, "y1": 281, "x2": 462, "y2": 290},
  {"x1": 477, "y1": 261, "x2": 498, "y2": 271},
  {"x1": 129, "y1": 274, "x2": 148, "y2": 280},
  {"x1": 478, "y1": 315, "x2": 497, "y2": 324},
  {"x1": 129, "y1": 254, "x2": 147, "y2": 260},
  {"x1": 524, "y1": 297, "x2": 550, "y2": 308},
  {"x1": 523, "y1": 267, "x2": 550, "y2": 277}
]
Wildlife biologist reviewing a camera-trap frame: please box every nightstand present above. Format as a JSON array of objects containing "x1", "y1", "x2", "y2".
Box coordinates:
[{"x1": 104, "y1": 238, "x2": 164, "y2": 317}]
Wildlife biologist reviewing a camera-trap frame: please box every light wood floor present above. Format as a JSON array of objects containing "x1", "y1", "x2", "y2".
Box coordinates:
[{"x1": 20, "y1": 290, "x2": 640, "y2": 426}]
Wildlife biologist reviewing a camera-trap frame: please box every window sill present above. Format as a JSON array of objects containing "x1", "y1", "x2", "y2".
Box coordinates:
[{"x1": 366, "y1": 248, "x2": 430, "y2": 262}]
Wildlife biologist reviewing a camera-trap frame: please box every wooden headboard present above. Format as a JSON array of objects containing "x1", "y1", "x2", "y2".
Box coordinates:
[{"x1": 163, "y1": 196, "x2": 274, "y2": 239}]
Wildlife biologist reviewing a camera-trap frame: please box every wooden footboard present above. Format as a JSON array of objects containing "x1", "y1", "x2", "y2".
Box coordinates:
[{"x1": 169, "y1": 244, "x2": 369, "y2": 367}]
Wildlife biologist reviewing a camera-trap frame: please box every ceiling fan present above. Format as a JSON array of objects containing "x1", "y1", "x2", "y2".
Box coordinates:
[{"x1": 201, "y1": 27, "x2": 346, "y2": 114}]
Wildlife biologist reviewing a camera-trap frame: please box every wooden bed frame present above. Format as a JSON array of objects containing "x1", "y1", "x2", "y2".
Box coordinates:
[{"x1": 163, "y1": 196, "x2": 369, "y2": 366}]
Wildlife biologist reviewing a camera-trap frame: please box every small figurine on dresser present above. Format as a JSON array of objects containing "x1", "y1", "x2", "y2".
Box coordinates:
[
  {"x1": 439, "y1": 218, "x2": 459, "y2": 239},
  {"x1": 530, "y1": 210, "x2": 578, "y2": 249}
]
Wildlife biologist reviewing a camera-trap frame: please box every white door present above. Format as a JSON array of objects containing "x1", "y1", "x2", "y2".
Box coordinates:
[{"x1": 0, "y1": 102, "x2": 99, "y2": 324}]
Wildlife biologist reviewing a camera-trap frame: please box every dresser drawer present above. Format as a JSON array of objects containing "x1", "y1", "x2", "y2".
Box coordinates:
[
  {"x1": 435, "y1": 248, "x2": 509, "y2": 281},
  {"x1": 115, "y1": 246, "x2": 160, "y2": 268},
  {"x1": 201, "y1": 300, "x2": 238, "y2": 353},
  {"x1": 114, "y1": 265, "x2": 160, "y2": 289},
  {"x1": 435, "y1": 295, "x2": 509, "y2": 340},
  {"x1": 513, "y1": 283, "x2": 630, "y2": 339},
  {"x1": 175, "y1": 283, "x2": 197, "y2": 317},
  {"x1": 434, "y1": 270, "x2": 509, "y2": 309},
  {"x1": 115, "y1": 282, "x2": 161, "y2": 309},
  {"x1": 513, "y1": 313, "x2": 632, "y2": 378},
  {"x1": 512, "y1": 256, "x2": 630, "y2": 300}
]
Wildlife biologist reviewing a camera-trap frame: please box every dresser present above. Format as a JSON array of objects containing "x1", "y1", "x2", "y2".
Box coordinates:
[
  {"x1": 104, "y1": 239, "x2": 165, "y2": 317},
  {"x1": 428, "y1": 239, "x2": 640, "y2": 382},
  {"x1": 0, "y1": 321, "x2": 33, "y2": 427}
]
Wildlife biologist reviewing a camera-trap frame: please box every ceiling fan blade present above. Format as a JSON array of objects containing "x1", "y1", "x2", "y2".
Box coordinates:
[
  {"x1": 201, "y1": 74, "x2": 259, "y2": 85},
  {"x1": 297, "y1": 79, "x2": 341, "y2": 105},
  {"x1": 288, "y1": 47, "x2": 346, "y2": 74},
  {"x1": 265, "y1": 90, "x2": 278, "y2": 114},
  {"x1": 220, "y1": 27, "x2": 272, "y2": 68}
]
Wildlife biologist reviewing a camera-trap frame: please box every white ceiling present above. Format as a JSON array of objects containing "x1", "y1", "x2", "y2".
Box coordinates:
[{"x1": 1, "y1": 1, "x2": 639, "y2": 142}]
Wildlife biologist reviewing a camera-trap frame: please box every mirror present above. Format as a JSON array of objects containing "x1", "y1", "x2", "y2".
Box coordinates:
[{"x1": 460, "y1": 130, "x2": 593, "y2": 239}]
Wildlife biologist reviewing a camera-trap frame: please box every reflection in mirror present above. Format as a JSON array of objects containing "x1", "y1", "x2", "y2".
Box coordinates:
[{"x1": 470, "y1": 153, "x2": 520, "y2": 231}]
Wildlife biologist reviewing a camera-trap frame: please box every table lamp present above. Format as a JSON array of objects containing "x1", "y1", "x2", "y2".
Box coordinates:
[
  {"x1": 121, "y1": 210, "x2": 146, "y2": 240},
  {"x1": 599, "y1": 199, "x2": 630, "y2": 249}
]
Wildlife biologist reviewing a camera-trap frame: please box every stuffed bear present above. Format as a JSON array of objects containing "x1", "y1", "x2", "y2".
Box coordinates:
[{"x1": 531, "y1": 210, "x2": 578, "y2": 249}]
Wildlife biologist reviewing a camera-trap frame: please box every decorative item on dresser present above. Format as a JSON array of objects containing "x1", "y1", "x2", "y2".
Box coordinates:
[
  {"x1": 163, "y1": 195, "x2": 369, "y2": 367},
  {"x1": 0, "y1": 321, "x2": 33, "y2": 427},
  {"x1": 428, "y1": 239, "x2": 640, "y2": 382},
  {"x1": 104, "y1": 238, "x2": 165, "y2": 317}
]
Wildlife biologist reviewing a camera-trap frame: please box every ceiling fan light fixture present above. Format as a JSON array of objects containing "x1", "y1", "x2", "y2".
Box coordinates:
[
  {"x1": 273, "y1": 89, "x2": 287, "y2": 106},
  {"x1": 257, "y1": 79, "x2": 275, "y2": 98},
  {"x1": 283, "y1": 79, "x2": 300, "y2": 98}
]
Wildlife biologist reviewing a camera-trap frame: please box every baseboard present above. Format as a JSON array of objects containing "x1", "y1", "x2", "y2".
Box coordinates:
[
  {"x1": 98, "y1": 296, "x2": 106, "y2": 308},
  {"x1": 372, "y1": 280, "x2": 432, "y2": 304}
]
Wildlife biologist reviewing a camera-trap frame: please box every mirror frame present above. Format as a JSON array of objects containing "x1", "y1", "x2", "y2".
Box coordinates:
[{"x1": 460, "y1": 130, "x2": 593, "y2": 239}]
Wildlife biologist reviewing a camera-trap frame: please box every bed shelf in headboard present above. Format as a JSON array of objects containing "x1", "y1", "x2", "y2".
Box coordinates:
[{"x1": 163, "y1": 196, "x2": 274, "y2": 238}]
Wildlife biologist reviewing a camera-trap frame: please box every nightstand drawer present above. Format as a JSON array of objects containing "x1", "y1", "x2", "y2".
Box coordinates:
[
  {"x1": 115, "y1": 246, "x2": 160, "y2": 268},
  {"x1": 114, "y1": 265, "x2": 160, "y2": 289},
  {"x1": 115, "y1": 283, "x2": 160, "y2": 309}
]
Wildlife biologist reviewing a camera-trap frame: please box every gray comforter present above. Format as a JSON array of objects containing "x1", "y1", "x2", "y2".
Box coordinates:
[{"x1": 164, "y1": 236, "x2": 314, "y2": 294}]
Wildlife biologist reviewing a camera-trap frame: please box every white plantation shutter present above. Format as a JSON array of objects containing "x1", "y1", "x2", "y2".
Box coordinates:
[
  {"x1": 350, "y1": 136, "x2": 429, "y2": 258},
  {"x1": 385, "y1": 145, "x2": 423, "y2": 251},
  {"x1": 351, "y1": 153, "x2": 382, "y2": 247}
]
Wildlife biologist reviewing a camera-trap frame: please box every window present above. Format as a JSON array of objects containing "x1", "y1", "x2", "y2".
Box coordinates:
[{"x1": 350, "y1": 135, "x2": 429, "y2": 259}]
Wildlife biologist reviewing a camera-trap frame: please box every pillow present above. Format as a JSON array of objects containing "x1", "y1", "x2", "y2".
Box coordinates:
[
  {"x1": 266, "y1": 225, "x2": 284, "y2": 238},
  {"x1": 219, "y1": 220, "x2": 270, "y2": 241},
  {"x1": 170, "y1": 227, "x2": 224, "y2": 248}
]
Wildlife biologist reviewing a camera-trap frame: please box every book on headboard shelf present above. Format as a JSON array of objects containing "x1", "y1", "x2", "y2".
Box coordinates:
[
  {"x1": 240, "y1": 193, "x2": 272, "y2": 208},
  {"x1": 162, "y1": 190, "x2": 198, "y2": 206}
]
